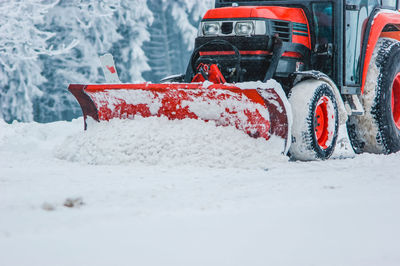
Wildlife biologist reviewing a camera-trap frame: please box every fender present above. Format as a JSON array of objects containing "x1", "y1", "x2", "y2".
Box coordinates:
[
  {"x1": 361, "y1": 10, "x2": 400, "y2": 94},
  {"x1": 291, "y1": 70, "x2": 349, "y2": 126}
]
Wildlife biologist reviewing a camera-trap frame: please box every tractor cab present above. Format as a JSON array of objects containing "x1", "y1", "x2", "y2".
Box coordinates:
[
  {"x1": 191, "y1": 0, "x2": 400, "y2": 94},
  {"x1": 189, "y1": 0, "x2": 340, "y2": 89}
]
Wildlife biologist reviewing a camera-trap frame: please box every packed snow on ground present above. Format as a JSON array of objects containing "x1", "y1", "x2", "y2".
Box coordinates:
[{"x1": 0, "y1": 117, "x2": 399, "y2": 266}]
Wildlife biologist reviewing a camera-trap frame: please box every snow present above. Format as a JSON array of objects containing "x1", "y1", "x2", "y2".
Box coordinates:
[
  {"x1": 86, "y1": 85, "x2": 288, "y2": 152},
  {"x1": 374, "y1": 9, "x2": 400, "y2": 20},
  {"x1": 54, "y1": 117, "x2": 285, "y2": 168},
  {"x1": 1, "y1": 118, "x2": 400, "y2": 266}
]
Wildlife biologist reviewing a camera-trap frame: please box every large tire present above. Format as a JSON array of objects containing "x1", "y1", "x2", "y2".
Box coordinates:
[
  {"x1": 289, "y1": 79, "x2": 339, "y2": 161},
  {"x1": 347, "y1": 38, "x2": 400, "y2": 154}
]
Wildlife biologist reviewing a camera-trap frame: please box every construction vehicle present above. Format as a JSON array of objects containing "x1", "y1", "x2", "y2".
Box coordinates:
[{"x1": 69, "y1": 0, "x2": 400, "y2": 161}]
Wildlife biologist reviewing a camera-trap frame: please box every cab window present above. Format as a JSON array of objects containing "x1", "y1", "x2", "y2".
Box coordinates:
[
  {"x1": 381, "y1": 0, "x2": 397, "y2": 7},
  {"x1": 312, "y1": 3, "x2": 334, "y2": 45},
  {"x1": 312, "y1": 3, "x2": 334, "y2": 77}
]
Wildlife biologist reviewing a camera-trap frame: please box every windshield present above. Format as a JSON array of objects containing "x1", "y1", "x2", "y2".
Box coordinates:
[{"x1": 217, "y1": 0, "x2": 282, "y2": 3}]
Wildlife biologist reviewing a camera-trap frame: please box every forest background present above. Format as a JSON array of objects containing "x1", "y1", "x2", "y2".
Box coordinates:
[{"x1": 0, "y1": 0, "x2": 214, "y2": 123}]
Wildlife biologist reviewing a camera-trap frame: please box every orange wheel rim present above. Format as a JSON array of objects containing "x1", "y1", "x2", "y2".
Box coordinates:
[
  {"x1": 314, "y1": 96, "x2": 331, "y2": 149},
  {"x1": 392, "y1": 73, "x2": 400, "y2": 130}
]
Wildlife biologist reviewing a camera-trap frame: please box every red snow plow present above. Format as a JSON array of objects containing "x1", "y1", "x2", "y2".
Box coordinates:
[
  {"x1": 69, "y1": 0, "x2": 400, "y2": 160},
  {"x1": 68, "y1": 79, "x2": 292, "y2": 154}
]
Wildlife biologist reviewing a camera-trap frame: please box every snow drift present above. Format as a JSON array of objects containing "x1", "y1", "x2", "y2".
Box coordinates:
[
  {"x1": 1, "y1": 117, "x2": 400, "y2": 266},
  {"x1": 54, "y1": 117, "x2": 287, "y2": 168}
]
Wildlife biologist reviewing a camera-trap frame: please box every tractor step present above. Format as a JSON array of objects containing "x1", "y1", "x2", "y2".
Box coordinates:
[{"x1": 345, "y1": 94, "x2": 365, "y2": 116}]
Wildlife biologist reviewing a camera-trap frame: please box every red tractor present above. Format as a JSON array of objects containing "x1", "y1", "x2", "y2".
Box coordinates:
[{"x1": 69, "y1": 0, "x2": 400, "y2": 161}]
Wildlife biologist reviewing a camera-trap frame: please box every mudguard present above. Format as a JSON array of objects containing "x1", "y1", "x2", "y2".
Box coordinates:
[{"x1": 361, "y1": 10, "x2": 400, "y2": 94}]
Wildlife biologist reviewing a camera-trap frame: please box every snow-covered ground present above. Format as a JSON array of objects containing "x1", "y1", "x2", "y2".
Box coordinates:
[{"x1": 1, "y1": 118, "x2": 399, "y2": 266}]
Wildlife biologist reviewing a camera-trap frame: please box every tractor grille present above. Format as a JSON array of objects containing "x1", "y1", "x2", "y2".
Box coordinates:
[
  {"x1": 271, "y1": 20, "x2": 291, "y2": 42},
  {"x1": 221, "y1": 22, "x2": 233, "y2": 34}
]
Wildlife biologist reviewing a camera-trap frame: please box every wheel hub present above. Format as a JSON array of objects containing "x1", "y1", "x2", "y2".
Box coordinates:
[
  {"x1": 392, "y1": 72, "x2": 400, "y2": 130},
  {"x1": 314, "y1": 96, "x2": 332, "y2": 149}
]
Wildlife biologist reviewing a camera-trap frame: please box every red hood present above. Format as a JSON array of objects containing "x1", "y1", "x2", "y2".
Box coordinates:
[{"x1": 203, "y1": 6, "x2": 308, "y2": 24}]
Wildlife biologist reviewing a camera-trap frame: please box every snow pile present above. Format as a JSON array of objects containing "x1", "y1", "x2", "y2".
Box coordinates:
[
  {"x1": 331, "y1": 124, "x2": 356, "y2": 159},
  {"x1": 0, "y1": 119, "x2": 81, "y2": 157},
  {"x1": 54, "y1": 117, "x2": 287, "y2": 168}
]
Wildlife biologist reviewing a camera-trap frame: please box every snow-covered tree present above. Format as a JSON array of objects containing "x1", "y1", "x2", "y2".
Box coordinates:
[
  {"x1": 188, "y1": 0, "x2": 215, "y2": 23},
  {"x1": 111, "y1": 0, "x2": 153, "y2": 83},
  {"x1": 143, "y1": 0, "x2": 214, "y2": 82},
  {"x1": 0, "y1": 0, "x2": 74, "y2": 122},
  {"x1": 35, "y1": 0, "x2": 123, "y2": 122},
  {"x1": 35, "y1": 0, "x2": 154, "y2": 122},
  {"x1": 0, "y1": 0, "x2": 214, "y2": 123},
  {"x1": 172, "y1": 0, "x2": 214, "y2": 50}
]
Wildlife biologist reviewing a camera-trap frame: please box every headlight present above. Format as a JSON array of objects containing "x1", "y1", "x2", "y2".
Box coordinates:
[
  {"x1": 203, "y1": 22, "x2": 220, "y2": 36},
  {"x1": 235, "y1": 22, "x2": 254, "y2": 36}
]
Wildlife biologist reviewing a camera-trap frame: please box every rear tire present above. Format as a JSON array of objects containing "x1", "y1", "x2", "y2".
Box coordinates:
[
  {"x1": 347, "y1": 38, "x2": 400, "y2": 154},
  {"x1": 288, "y1": 80, "x2": 339, "y2": 161}
]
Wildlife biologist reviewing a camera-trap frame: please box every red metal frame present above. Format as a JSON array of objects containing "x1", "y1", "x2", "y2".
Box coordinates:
[{"x1": 361, "y1": 12, "x2": 400, "y2": 94}]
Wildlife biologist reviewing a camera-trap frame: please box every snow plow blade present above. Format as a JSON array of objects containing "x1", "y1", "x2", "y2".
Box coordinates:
[{"x1": 68, "y1": 82, "x2": 292, "y2": 154}]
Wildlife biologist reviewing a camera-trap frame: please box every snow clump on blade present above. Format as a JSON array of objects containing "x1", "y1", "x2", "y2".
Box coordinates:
[{"x1": 54, "y1": 117, "x2": 287, "y2": 169}]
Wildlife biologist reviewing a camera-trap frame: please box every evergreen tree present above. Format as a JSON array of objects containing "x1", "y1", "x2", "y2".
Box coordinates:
[
  {"x1": 143, "y1": 0, "x2": 213, "y2": 83},
  {"x1": 0, "y1": 0, "x2": 214, "y2": 122},
  {"x1": 111, "y1": 0, "x2": 153, "y2": 83},
  {"x1": 35, "y1": 0, "x2": 122, "y2": 122},
  {"x1": 0, "y1": 0, "x2": 73, "y2": 122}
]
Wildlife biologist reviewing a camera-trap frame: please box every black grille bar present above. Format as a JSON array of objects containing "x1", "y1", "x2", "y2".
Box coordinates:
[{"x1": 271, "y1": 21, "x2": 291, "y2": 42}]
